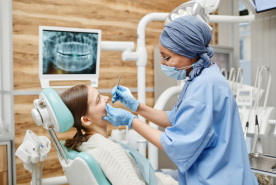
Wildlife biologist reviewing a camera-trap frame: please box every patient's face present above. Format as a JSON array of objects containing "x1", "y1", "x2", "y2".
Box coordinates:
[{"x1": 86, "y1": 86, "x2": 109, "y2": 125}]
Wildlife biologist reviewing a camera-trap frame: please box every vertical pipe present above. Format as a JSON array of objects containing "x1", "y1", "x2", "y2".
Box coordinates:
[
  {"x1": 32, "y1": 163, "x2": 37, "y2": 185},
  {"x1": 136, "y1": 13, "x2": 168, "y2": 157},
  {"x1": 137, "y1": 66, "x2": 147, "y2": 157},
  {"x1": 50, "y1": 129, "x2": 69, "y2": 164},
  {"x1": 39, "y1": 162, "x2": 43, "y2": 185},
  {"x1": 47, "y1": 129, "x2": 63, "y2": 160},
  {"x1": 0, "y1": 0, "x2": 3, "y2": 129},
  {"x1": 212, "y1": 13, "x2": 216, "y2": 45},
  {"x1": 148, "y1": 85, "x2": 183, "y2": 169}
]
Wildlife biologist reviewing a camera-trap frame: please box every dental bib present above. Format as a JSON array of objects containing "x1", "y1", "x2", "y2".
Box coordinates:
[{"x1": 114, "y1": 140, "x2": 158, "y2": 185}]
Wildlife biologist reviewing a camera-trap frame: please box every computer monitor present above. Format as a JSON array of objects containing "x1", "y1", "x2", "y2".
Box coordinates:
[
  {"x1": 39, "y1": 26, "x2": 101, "y2": 88},
  {"x1": 254, "y1": 0, "x2": 276, "y2": 13}
]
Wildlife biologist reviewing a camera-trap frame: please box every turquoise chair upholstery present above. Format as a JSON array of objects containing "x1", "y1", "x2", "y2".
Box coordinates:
[
  {"x1": 60, "y1": 141, "x2": 111, "y2": 185},
  {"x1": 42, "y1": 88, "x2": 74, "y2": 133}
]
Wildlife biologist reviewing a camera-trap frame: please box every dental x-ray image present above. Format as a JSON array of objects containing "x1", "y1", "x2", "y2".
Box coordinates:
[{"x1": 42, "y1": 30, "x2": 98, "y2": 75}]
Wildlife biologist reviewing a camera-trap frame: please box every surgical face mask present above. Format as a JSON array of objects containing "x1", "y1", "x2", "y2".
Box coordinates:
[{"x1": 161, "y1": 63, "x2": 196, "y2": 80}]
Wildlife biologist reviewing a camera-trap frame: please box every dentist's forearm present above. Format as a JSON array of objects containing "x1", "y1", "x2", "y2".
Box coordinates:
[
  {"x1": 136, "y1": 103, "x2": 171, "y2": 128},
  {"x1": 132, "y1": 118, "x2": 164, "y2": 151}
]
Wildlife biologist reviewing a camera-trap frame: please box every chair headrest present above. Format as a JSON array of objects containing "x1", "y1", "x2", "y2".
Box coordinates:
[{"x1": 40, "y1": 88, "x2": 74, "y2": 133}]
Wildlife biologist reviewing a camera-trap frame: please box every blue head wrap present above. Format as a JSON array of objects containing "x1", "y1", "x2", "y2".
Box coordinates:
[{"x1": 160, "y1": 16, "x2": 214, "y2": 109}]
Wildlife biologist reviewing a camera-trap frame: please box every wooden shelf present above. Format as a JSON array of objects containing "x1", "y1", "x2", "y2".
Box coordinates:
[{"x1": 0, "y1": 172, "x2": 8, "y2": 185}]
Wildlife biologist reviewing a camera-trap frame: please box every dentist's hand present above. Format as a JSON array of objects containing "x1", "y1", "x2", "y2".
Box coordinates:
[
  {"x1": 111, "y1": 85, "x2": 140, "y2": 112},
  {"x1": 103, "y1": 104, "x2": 137, "y2": 129}
]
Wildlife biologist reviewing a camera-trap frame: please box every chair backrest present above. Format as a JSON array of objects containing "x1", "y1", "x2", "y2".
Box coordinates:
[{"x1": 60, "y1": 141, "x2": 111, "y2": 185}]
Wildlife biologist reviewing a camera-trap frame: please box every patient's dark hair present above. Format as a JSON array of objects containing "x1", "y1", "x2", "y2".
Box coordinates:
[{"x1": 60, "y1": 84, "x2": 89, "y2": 151}]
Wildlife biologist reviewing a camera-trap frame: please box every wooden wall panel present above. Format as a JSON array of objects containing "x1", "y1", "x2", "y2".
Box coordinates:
[
  {"x1": 0, "y1": 145, "x2": 7, "y2": 173},
  {"x1": 0, "y1": 172, "x2": 8, "y2": 185},
  {"x1": 13, "y1": 0, "x2": 184, "y2": 91}
]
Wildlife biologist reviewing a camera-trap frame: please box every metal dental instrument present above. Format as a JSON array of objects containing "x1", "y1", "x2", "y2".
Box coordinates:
[
  {"x1": 244, "y1": 67, "x2": 260, "y2": 141},
  {"x1": 251, "y1": 115, "x2": 259, "y2": 154},
  {"x1": 250, "y1": 65, "x2": 271, "y2": 154},
  {"x1": 113, "y1": 76, "x2": 121, "y2": 105}
]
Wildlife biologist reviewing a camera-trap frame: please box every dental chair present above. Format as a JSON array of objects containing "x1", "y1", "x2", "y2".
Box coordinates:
[
  {"x1": 16, "y1": 88, "x2": 177, "y2": 185},
  {"x1": 17, "y1": 88, "x2": 111, "y2": 185}
]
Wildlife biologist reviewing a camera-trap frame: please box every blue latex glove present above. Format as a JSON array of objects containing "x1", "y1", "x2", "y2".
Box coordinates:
[
  {"x1": 103, "y1": 104, "x2": 137, "y2": 129},
  {"x1": 111, "y1": 85, "x2": 140, "y2": 112}
]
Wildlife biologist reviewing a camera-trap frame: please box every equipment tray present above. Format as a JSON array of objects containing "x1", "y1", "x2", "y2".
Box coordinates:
[{"x1": 249, "y1": 153, "x2": 276, "y2": 175}]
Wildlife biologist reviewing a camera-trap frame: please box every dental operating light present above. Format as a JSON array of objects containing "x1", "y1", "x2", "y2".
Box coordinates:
[
  {"x1": 165, "y1": 0, "x2": 256, "y2": 27},
  {"x1": 165, "y1": 0, "x2": 221, "y2": 30}
]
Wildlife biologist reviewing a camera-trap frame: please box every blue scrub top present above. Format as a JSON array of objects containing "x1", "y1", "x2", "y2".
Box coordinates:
[{"x1": 160, "y1": 63, "x2": 258, "y2": 185}]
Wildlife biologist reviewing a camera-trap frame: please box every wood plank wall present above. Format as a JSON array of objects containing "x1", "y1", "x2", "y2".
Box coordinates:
[{"x1": 13, "y1": 0, "x2": 218, "y2": 184}]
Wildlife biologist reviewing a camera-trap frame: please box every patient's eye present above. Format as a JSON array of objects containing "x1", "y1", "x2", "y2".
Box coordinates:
[{"x1": 98, "y1": 95, "x2": 101, "y2": 104}]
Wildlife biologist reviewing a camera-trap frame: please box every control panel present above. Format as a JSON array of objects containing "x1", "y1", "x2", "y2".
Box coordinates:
[{"x1": 236, "y1": 89, "x2": 253, "y2": 107}]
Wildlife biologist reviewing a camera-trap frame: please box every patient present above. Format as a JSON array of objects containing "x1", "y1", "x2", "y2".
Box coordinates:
[{"x1": 60, "y1": 85, "x2": 146, "y2": 185}]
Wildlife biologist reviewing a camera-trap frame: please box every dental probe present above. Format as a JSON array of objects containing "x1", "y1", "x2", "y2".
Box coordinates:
[{"x1": 113, "y1": 76, "x2": 121, "y2": 105}]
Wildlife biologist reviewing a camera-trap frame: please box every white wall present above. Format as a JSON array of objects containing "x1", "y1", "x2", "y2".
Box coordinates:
[
  {"x1": 251, "y1": 9, "x2": 276, "y2": 155},
  {"x1": 218, "y1": 0, "x2": 240, "y2": 68}
]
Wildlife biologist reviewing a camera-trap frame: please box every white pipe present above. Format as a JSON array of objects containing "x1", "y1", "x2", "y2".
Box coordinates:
[
  {"x1": 41, "y1": 176, "x2": 68, "y2": 185},
  {"x1": 148, "y1": 85, "x2": 183, "y2": 169},
  {"x1": 135, "y1": 13, "x2": 168, "y2": 157},
  {"x1": 101, "y1": 41, "x2": 134, "y2": 51},
  {"x1": 269, "y1": 120, "x2": 276, "y2": 125},
  {"x1": 271, "y1": 120, "x2": 276, "y2": 136},
  {"x1": 260, "y1": 66, "x2": 271, "y2": 111},
  {"x1": 240, "y1": 0, "x2": 256, "y2": 15},
  {"x1": 122, "y1": 49, "x2": 139, "y2": 61},
  {"x1": 220, "y1": 68, "x2": 228, "y2": 79},
  {"x1": 32, "y1": 163, "x2": 37, "y2": 185},
  {"x1": 236, "y1": 68, "x2": 244, "y2": 91},
  {"x1": 204, "y1": 0, "x2": 221, "y2": 14},
  {"x1": 39, "y1": 162, "x2": 43, "y2": 185},
  {"x1": 137, "y1": 66, "x2": 147, "y2": 157},
  {"x1": 209, "y1": 15, "x2": 255, "y2": 23},
  {"x1": 137, "y1": 13, "x2": 168, "y2": 48}
]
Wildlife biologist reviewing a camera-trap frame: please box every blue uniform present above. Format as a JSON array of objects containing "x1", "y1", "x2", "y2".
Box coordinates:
[{"x1": 160, "y1": 63, "x2": 258, "y2": 185}]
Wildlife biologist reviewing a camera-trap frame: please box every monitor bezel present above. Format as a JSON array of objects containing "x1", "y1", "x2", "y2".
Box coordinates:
[
  {"x1": 39, "y1": 26, "x2": 101, "y2": 80},
  {"x1": 254, "y1": 0, "x2": 276, "y2": 13}
]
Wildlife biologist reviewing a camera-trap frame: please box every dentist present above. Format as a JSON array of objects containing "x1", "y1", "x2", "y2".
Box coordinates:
[{"x1": 103, "y1": 16, "x2": 257, "y2": 185}]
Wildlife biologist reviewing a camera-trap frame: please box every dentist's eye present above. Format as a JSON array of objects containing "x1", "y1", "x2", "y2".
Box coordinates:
[{"x1": 165, "y1": 56, "x2": 171, "y2": 61}]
